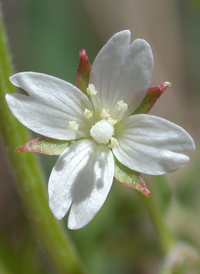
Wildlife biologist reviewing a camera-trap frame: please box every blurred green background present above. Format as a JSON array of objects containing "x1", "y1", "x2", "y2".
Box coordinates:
[{"x1": 0, "y1": 0, "x2": 200, "y2": 273}]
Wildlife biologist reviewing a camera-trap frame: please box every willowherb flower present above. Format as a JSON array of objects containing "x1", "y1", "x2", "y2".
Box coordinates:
[{"x1": 6, "y1": 30, "x2": 195, "y2": 229}]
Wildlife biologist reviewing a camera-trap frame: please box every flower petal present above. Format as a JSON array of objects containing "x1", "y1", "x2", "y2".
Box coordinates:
[
  {"x1": 89, "y1": 30, "x2": 130, "y2": 113},
  {"x1": 90, "y1": 31, "x2": 154, "y2": 118},
  {"x1": 112, "y1": 39, "x2": 154, "y2": 117},
  {"x1": 9, "y1": 72, "x2": 92, "y2": 113},
  {"x1": 113, "y1": 114, "x2": 195, "y2": 175},
  {"x1": 6, "y1": 94, "x2": 86, "y2": 140},
  {"x1": 7, "y1": 72, "x2": 93, "y2": 139},
  {"x1": 48, "y1": 139, "x2": 114, "y2": 229}
]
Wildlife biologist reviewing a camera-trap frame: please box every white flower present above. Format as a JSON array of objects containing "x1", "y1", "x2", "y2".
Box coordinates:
[{"x1": 6, "y1": 30, "x2": 195, "y2": 229}]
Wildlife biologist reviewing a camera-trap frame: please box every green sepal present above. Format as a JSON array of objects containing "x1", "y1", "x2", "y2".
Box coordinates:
[
  {"x1": 133, "y1": 82, "x2": 171, "y2": 115},
  {"x1": 16, "y1": 136, "x2": 71, "y2": 155},
  {"x1": 114, "y1": 158, "x2": 150, "y2": 197},
  {"x1": 76, "y1": 49, "x2": 91, "y2": 94}
]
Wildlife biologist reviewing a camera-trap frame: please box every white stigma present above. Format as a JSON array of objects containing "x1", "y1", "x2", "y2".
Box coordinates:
[
  {"x1": 117, "y1": 100, "x2": 128, "y2": 113},
  {"x1": 86, "y1": 83, "x2": 98, "y2": 95},
  {"x1": 68, "y1": 120, "x2": 79, "y2": 131},
  {"x1": 84, "y1": 108, "x2": 93, "y2": 119},
  {"x1": 90, "y1": 120, "x2": 114, "y2": 144}
]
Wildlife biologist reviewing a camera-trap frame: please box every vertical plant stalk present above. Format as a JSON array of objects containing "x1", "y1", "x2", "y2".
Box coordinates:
[
  {"x1": 141, "y1": 195, "x2": 174, "y2": 254},
  {"x1": 141, "y1": 176, "x2": 174, "y2": 254},
  {"x1": 0, "y1": 8, "x2": 85, "y2": 274}
]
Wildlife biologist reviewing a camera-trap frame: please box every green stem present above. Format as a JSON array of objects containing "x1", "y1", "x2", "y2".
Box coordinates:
[
  {"x1": 0, "y1": 7, "x2": 85, "y2": 274},
  {"x1": 141, "y1": 176, "x2": 174, "y2": 254},
  {"x1": 142, "y1": 195, "x2": 173, "y2": 253}
]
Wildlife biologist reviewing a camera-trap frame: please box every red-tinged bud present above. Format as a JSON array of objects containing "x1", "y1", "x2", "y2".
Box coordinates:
[
  {"x1": 76, "y1": 49, "x2": 91, "y2": 94},
  {"x1": 133, "y1": 82, "x2": 172, "y2": 115}
]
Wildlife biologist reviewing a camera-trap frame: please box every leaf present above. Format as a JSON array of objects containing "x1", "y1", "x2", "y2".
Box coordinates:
[
  {"x1": 133, "y1": 82, "x2": 171, "y2": 115},
  {"x1": 114, "y1": 158, "x2": 150, "y2": 197},
  {"x1": 16, "y1": 137, "x2": 70, "y2": 155},
  {"x1": 76, "y1": 49, "x2": 91, "y2": 94}
]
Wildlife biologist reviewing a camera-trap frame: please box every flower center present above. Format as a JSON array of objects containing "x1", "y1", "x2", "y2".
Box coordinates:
[{"x1": 90, "y1": 120, "x2": 114, "y2": 144}]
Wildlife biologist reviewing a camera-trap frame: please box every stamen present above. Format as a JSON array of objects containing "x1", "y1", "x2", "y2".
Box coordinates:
[
  {"x1": 101, "y1": 108, "x2": 110, "y2": 119},
  {"x1": 86, "y1": 83, "x2": 98, "y2": 96},
  {"x1": 107, "y1": 117, "x2": 118, "y2": 126},
  {"x1": 68, "y1": 120, "x2": 79, "y2": 131},
  {"x1": 84, "y1": 108, "x2": 93, "y2": 119},
  {"x1": 117, "y1": 100, "x2": 128, "y2": 113},
  {"x1": 109, "y1": 137, "x2": 119, "y2": 148}
]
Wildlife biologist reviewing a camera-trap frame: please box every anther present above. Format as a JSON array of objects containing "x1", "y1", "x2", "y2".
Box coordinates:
[
  {"x1": 109, "y1": 137, "x2": 119, "y2": 148},
  {"x1": 117, "y1": 100, "x2": 128, "y2": 113},
  {"x1": 107, "y1": 117, "x2": 118, "y2": 126},
  {"x1": 68, "y1": 121, "x2": 79, "y2": 131},
  {"x1": 84, "y1": 108, "x2": 93, "y2": 119},
  {"x1": 86, "y1": 83, "x2": 98, "y2": 96},
  {"x1": 101, "y1": 108, "x2": 110, "y2": 119}
]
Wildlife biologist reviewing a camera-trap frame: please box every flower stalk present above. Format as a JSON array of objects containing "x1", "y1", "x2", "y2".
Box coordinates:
[
  {"x1": 141, "y1": 189, "x2": 174, "y2": 254},
  {"x1": 0, "y1": 8, "x2": 85, "y2": 274}
]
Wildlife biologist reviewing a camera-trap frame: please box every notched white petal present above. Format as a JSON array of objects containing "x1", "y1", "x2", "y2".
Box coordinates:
[
  {"x1": 48, "y1": 140, "x2": 95, "y2": 220},
  {"x1": 68, "y1": 143, "x2": 114, "y2": 229},
  {"x1": 48, "y1": 139, "x2": 114, "y2": 229},
  {"x1": 113, "y1": 114, "x2": 195, "y2": 175},
  {"x1": 89, "y1": 31, "x2": 154, "y2": 118},
  {"x1": 6, "y1": 73, "x2": 92, "y2": 139},
  {"x1": 112, "y1": 38, "x2": 154, "y2": 116},
  {"x1": 9, "y1": 71, "x2": 93, "y2": 119},
  {"x1": 89, "y1": 30, "x2": 131, "y2": 112},
  {"x1": 6, "y1": 93, "x2": 78, "y2": 140}
]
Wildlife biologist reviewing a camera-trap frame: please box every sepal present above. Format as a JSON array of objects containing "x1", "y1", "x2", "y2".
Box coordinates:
[
  {"x1": 76, "y1": 49, "x2": 91, "y2": 94},
  {"x1": 114, "y1": 158, "x2": 150, "y2": 197},
  {"x1": 16, "y1": 137, "x2": 70, "y2": 155},
  {"x1": 133, "y1": 82, "x2": 171, "y2": 115}
]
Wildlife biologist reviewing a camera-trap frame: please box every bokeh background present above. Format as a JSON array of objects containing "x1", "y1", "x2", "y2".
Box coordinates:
[{"x1": 0, "y1": 0, "x2": 200, "y2": 273}]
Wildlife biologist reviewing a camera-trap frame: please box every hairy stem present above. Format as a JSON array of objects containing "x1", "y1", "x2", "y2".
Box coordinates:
[{"x1": 0, "y1": 7, "x2": 85, "y2": 274}]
